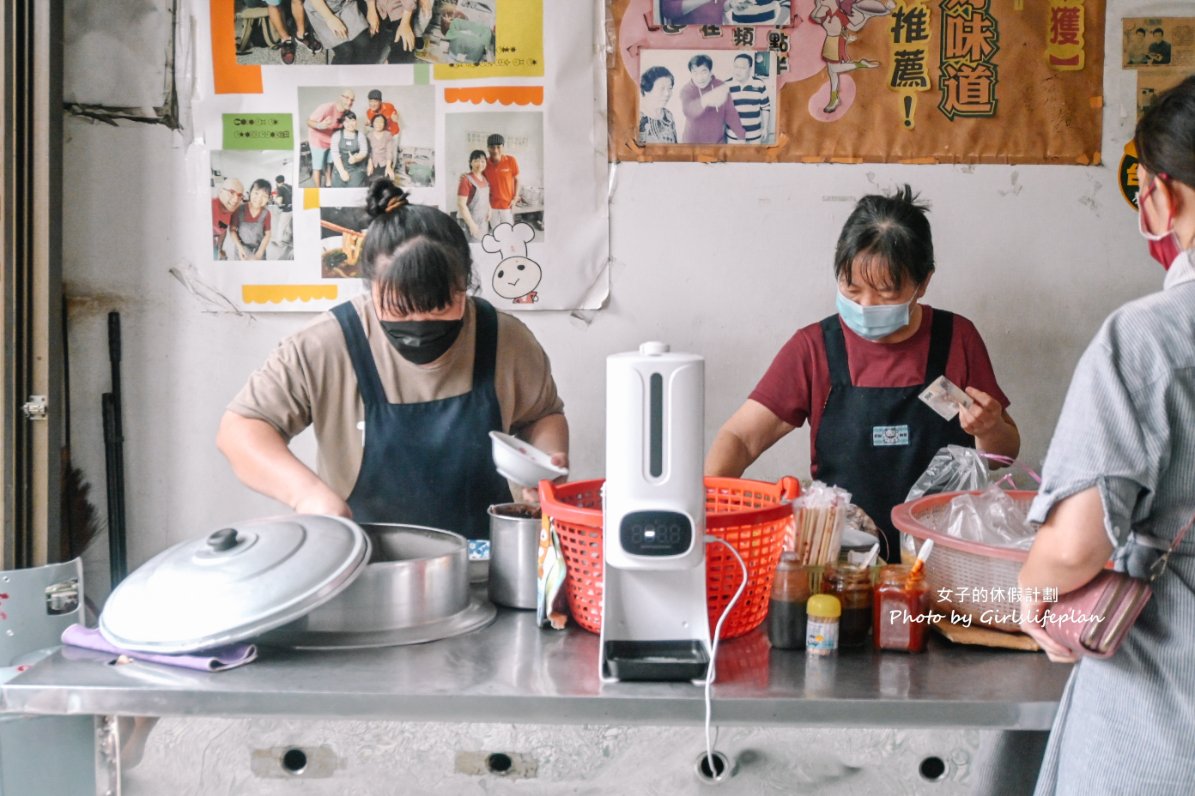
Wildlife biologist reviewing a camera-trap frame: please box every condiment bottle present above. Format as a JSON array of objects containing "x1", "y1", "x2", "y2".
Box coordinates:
[
  {"x1": 805, "y1": 594, "x2": 841, "y2": 656},
  {"x1": 823, "y1": 565, "x2": 873, "y2": 648},
  {"x1": 767, "y1": 552, "x2": 811, "y2": 650},
  {"x1": 873, "y1": 564, "x2": 931, "y2": 652}
]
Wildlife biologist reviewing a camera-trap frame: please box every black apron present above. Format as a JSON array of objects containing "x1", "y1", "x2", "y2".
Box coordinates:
[
  {"x1": 812, "y1": 310, "x2": 973, "y2": 559},
  {"x1": 333, "y1": 131, "x2": 367, "y2": 187},
  {"x1": 331, "y1": 297, "x2": 512, "y2": 538}
]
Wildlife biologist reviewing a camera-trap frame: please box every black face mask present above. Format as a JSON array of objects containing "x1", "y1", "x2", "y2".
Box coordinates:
[{"x1": 379, "y1": 318, "x2": 463, "y2": 365}]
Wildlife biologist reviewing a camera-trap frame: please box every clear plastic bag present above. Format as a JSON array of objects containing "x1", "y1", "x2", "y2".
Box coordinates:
[
  {"x1": 901, "y1": 446, "x2": 1041, "y2": 557},
  {"x1": 942, "y1": 484, "x2": 1036, "y2": 550},
  {"x1": 790, "y1": 481, "x2": 851, "y2": 565},
  {"x1": 905, "y1": 445, "x2": 1040, "y2": 502}
]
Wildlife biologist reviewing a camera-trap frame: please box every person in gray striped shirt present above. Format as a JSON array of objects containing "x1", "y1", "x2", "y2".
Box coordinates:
[
  {"x1": 1016, "y1": 74, "x2": 1195, "y2": 794},
  {"x1": 726, "y1": 53, "x2": 771, "y2": 145}
]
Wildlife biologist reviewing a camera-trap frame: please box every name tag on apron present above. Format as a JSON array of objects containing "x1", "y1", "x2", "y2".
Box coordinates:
[{"x1": 872, "y1": 425, "x2": 910, "y2": 447}]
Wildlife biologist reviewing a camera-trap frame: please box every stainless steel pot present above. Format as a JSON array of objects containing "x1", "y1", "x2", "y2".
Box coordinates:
[
  {"x1": 262, "y1": 524, "x2": 495, "y2": 649},
  {"x1": 487, "y1": 505, "x2": 540, "y2": 610}
]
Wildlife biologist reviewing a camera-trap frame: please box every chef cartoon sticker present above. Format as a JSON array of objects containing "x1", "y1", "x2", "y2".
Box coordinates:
[{"x1": 483, "y1": 222, "x2": 542, "y2": 304}]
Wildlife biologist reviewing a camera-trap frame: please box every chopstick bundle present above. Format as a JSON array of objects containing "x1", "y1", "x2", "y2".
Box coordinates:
[{"x1": 790, "y1": 482, "x2": 850, "y2": 566}]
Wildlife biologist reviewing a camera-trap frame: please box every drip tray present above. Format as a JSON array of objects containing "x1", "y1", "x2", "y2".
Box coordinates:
[{"x1": 603, "y1": 640, "x2": 710, "y2": 681}]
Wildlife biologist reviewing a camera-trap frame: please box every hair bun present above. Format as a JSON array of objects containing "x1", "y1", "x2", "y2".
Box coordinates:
[{"x1": 366, "y1": 178, "x2": 409, "y2": 219}]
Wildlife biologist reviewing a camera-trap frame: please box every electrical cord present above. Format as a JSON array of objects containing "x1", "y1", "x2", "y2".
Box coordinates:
[{"x1": 701, "y1": 534, "x2": 749, "y2": 782}]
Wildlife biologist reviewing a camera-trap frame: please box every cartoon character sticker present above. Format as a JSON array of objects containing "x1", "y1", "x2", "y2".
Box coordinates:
[
  {"x1": 483, "y1": 222, "x2": 541, "y2": 305},
  {"x1": 809, "y1": 0, "x2": 894, "y2": 115}
]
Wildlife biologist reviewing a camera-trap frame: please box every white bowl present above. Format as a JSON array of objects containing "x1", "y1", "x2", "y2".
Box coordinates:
[{"x1": 489, "y1": 431, "x2": 567, "y2": 487}]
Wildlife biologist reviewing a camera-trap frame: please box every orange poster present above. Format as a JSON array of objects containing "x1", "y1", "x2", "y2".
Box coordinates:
[{"x1": 614, "y1": 0, "x2": 1104, "y2": 164}]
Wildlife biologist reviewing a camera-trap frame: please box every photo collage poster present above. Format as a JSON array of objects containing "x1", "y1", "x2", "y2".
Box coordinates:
[{"x1": 196, "y1": 0, "x2": 608, "y2": 312}]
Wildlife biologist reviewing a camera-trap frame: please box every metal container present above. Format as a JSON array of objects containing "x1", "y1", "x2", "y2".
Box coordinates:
[
  {"x1": 99, "y1": 516, "x2": 495, "y2": 653},
  {"x1": 487, "y1": 504, "x2": 540, "y2": 610},
  {"x1": 264, "y1": 523, "x2": 496, "y2": 648},
  {"x1": 100, "y1": 515, "x2": 371, "y2": 654}
]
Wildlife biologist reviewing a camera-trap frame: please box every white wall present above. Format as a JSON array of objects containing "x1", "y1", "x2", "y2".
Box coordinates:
[{"x1": 64, "y1": 2, "x2": 1168, "y2": 597}]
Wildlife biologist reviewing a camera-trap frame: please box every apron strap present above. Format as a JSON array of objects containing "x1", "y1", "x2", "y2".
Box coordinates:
[
  {"x1": 924, "y1": 309, "x2": 955, "y2": 382},
  {"x1": 332, "y1": 301, "x2": 388, "y2": 407},
  {"x1": 471, "y1": 297, "x2": 499, "y2": 388},
  {"x1": 820, "y1": 315, "x2": 851, "y2": 385}
]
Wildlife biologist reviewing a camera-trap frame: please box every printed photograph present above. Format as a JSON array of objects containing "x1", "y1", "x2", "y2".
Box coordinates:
[
  {"x1": 1123, "y1": 17, "x2": 1193, "y2": 69},
  {"x1": 210, "y1": 150, "x2": 295, "y2": 261},
  {"x1": 418, "y1": 0, "x2": 498, "y2": 65},
  {"x1": 653, "y1": 0, "x2": 792, "y2": 27},
  {"x1": 637, "y1": 49, "x2": 778, "y2": 146},
  {"x1": 233, "y1": 0, "x2": 495, "y2": 66},
  {"x1": 444, "y1": 111, "x2": 545, "y2": 244},
  {"x1": 1136, "y1": 69, "x2": 1188, "y2": 122},
  {"x1": 297, "y1": 85, "x2": 435, "y2": 189},
  {"x1": 318, "y1": 205, "x2": 372, "y2": 279}
]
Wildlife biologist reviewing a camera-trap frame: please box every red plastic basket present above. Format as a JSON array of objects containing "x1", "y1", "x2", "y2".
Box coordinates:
[
  {"x1": 891, "y1": 490, "x2": 1036, "y2": 632},
  {"x1": 539, "y1": 476, "x2": 800, "y2": 639}
]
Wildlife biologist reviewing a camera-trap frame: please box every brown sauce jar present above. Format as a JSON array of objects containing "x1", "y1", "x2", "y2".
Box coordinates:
[{"x1": 823, "y1": 565, "x2": 872, "y2": 648}]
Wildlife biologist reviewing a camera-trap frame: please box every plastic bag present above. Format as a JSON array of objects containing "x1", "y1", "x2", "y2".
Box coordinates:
[
  {"x1": 901, "y1": 446, "x2": 1041, "y2": 558},
  {"x1": 905, "y1": 445, "x2": 1040, "y2": 502},
  {"x1": 943, "y1": 484, "x2": 1036, "y2": 550},
  {"x1": 791, "y1": 481, "x2": 851, "y2": 565}
]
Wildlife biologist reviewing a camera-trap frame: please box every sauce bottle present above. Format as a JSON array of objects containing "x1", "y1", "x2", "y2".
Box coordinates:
[
  {"x1": 805, "y1": 594, "x2": 841, "y2": 656},
  {"x1": 823, "y1": 565, "x2": 873, "y2": 648},
  {"x1": 873, "y1": 564, "x2": 931, "y2": 652},
  {"x1": 767, "y1": 552, "x2": 811, "y2": 650}
]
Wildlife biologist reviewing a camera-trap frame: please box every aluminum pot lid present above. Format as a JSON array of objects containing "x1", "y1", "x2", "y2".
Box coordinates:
[{"x1": 99, "y1": 514, "x2": 370, "y2": 654}]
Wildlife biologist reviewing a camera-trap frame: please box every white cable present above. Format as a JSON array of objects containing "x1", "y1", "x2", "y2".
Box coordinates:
[{"x1": 701, "y1": 534, "x2": 749, "y2": 782}]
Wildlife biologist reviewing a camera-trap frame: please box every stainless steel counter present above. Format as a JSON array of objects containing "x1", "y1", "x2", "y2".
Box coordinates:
[{"x1": 1, "y1": 606, "x2": 1070, "y2": 730}]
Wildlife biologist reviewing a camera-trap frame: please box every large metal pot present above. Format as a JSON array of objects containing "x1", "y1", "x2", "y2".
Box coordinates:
[
  {"x1": 99, "y1": 516, "x2": 495, "y2": 653},
  {"x1": 262, "y1": 524, "x2": 495, "y2": 649}
]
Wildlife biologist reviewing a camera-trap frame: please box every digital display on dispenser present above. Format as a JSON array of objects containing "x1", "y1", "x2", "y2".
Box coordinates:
[{"x1": 619, "y1": 511, "x2": 693, "y2": 556}]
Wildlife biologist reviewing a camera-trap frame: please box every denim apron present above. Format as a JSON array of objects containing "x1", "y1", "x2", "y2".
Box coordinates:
[
  {"x1": 812, "y1": 310, "x2": 973, "y2": 558},
  {"x1": 331, "y1": 298, "x2": 511, "y2": 538}
]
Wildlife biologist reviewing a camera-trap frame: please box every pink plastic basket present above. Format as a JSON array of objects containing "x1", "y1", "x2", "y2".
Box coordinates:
[{"x1": 890, "y1": 490, "x2": 1036, "y2": 632}]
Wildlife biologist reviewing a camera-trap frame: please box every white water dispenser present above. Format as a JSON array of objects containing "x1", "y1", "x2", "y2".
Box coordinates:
[{"x1": 600, "y1": 341, "x2": 710, "y2": 682}]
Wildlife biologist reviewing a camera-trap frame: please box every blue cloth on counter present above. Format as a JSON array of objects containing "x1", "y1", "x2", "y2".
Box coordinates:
[{"x1": 60, "y1": 625, "x2": 257, "y2": 672}]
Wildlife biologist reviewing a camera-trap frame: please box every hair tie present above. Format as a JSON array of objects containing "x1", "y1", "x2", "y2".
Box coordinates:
[{"x1": 385, "y1": 194, "x2": 407, "y2": 214}]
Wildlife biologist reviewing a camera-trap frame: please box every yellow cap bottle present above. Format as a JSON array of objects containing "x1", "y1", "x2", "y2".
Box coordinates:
[{"x1": 805, "y1": 593, "x2": 842, "y2": 656}]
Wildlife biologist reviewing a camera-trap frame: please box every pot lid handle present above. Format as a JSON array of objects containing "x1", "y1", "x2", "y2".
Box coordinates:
[{"x1": 206, "y1": 527, "x2": 239, "y2": 552}]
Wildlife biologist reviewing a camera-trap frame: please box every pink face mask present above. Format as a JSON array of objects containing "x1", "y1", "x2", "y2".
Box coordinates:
[{"x1": 1138, "y1": 172, "x2": 1182, "y2": 270}]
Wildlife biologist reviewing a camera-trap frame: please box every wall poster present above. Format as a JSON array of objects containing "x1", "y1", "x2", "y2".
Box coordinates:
[
  {"x1": 193, "y1": 0, "x2": 607, "y2": 312},
  {"x1": 1121, "y1": 17, "x2": 1195, "y2": 123},
  {"x1": 612, "y1": 0, "x2": 1105, "y2": 164}
]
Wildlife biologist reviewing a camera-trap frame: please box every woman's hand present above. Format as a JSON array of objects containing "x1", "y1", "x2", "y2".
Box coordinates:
[
  {"x1": 959, "y1": 387, "x2": 1003, "y2": 437},
  {"x1": 337, "y1": 166, "x2": 350, "y2": 182},
  {"x1": 1019, "y1": 596, "x2": 1078, "y2": 663},
  {"x1": 519, "y1": 452, "x2": 569, "y2": 504},
  {"x1": 366, "y1": 3, "x2": 380, "y2": 34}
]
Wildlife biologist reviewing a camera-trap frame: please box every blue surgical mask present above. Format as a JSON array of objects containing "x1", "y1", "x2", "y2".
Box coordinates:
[{"x1": 836, "y1": 290, "x2": 912, "y2": 340}]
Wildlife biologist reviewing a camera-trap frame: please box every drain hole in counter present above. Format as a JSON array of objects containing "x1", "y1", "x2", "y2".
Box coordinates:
[
  {"x1": 486, "y1": 753, "x2": 513, "y2": 774},
  {"x1": 919, "y1": 756, "x2": 947, "y2": 782},
  {"x1": 281, "y1": 748, "x2": 308, "y2": 775}
]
